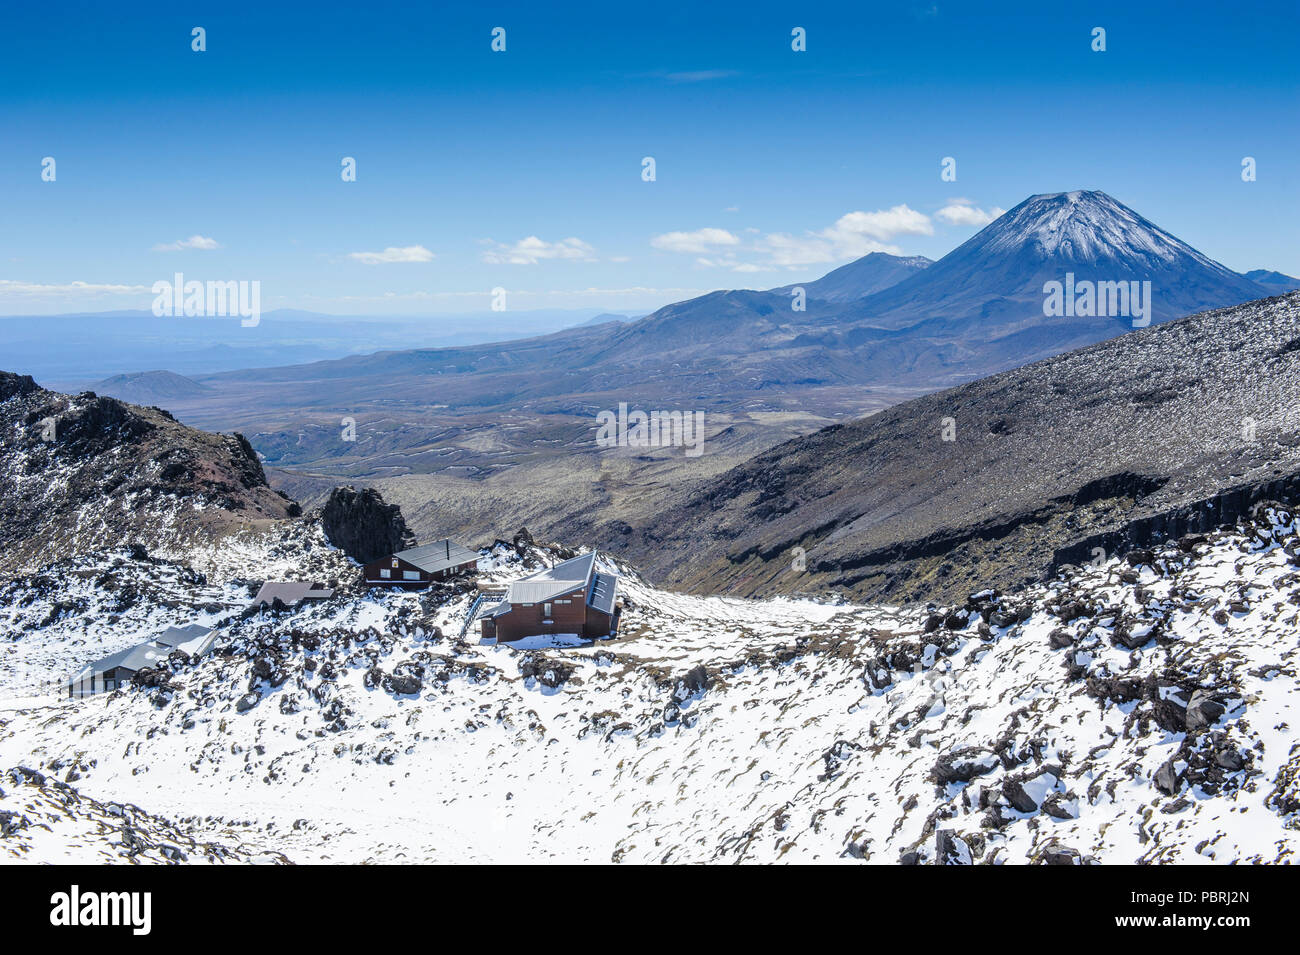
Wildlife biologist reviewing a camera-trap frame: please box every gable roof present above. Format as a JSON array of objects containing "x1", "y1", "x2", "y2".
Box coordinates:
[
  {"x1": 503, "y1": 552, "x2": 596, "y2": 603},
  {"x1": 154, "y1": 623, "x2": 218, "y2": 647},
  {"x1": 250, "y1": 581, "x2": 334, "y2": 608},
  {"x1": 73, "y1": 642, "x2": 172, "y2": 680},
  {"x1": 71, "y1": 625, "x2": 216, "y2": 681},
  {"x1": 391, "y1": 539, "x2": 478, "y2": 575}
]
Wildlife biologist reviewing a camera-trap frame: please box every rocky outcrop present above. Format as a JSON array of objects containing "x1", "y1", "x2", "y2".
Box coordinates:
[
  {"x1": 320, "y1": 486, "x2": 416, "y2": 564},
  {"x1": 0, "y1": 371, "x2": 38, "y2": 403},
  {"x1": 0, "y1": 374, "x2": 301, "y2": 579}
]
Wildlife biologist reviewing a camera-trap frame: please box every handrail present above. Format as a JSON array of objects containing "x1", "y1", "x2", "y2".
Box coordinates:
[{"x1": 460, "y1": 589, "x2": 505, "y2": 637}]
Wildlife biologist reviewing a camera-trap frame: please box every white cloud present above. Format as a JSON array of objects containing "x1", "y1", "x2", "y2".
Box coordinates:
[
  {"x1": 694, "y1": 255, "x2": 769, "y2": 273},
  {"x1": 935, "y1": 199, "x2": 1005, "y2": 227},
  {"x1": 348, "y1": 245, "x2": 436, "y2": 265},
  {"x1": 655, "y1": 206, "x2": 934, "y2": 269},
  {"x1": 664, "y1": 69, "x2": 740, "y2": 83},
  {"x1": 482, "y1": 236, "x2": 596, "y2": 265},
  {"x1": 152, "y1": 234, "x2": 220, "y2": 252},
  {"x1": 753, "y1": 233, "x2": 849, "y2": 267},
  {"x1": 650, "y1": 228, "x2": 741, "y2": 255},
  {"x1": 0, "y1": 279, "x2": 152, "y2": 296}
]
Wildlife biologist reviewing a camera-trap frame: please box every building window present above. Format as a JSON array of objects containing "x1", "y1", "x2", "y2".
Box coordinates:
[
  {"x1": 380, "y1": 568, "x2": 391, "y2": 579},
  {"x1": 403, "y1": 571, "x2": 420, "y2": 581},
  {"x1": 544, "y1": 602, "x2": 552, "y2": 616}
]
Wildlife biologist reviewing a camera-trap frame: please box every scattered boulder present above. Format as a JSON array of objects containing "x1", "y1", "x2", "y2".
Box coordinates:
[
  {"x1": 519, "y1": 654, "x2": 573, "y2": 689},
  {"x1": 1185, "y1": 689, "x2": 1227, "y2": 731},
  {"x1": 1154, "y1": 757, "x2": 1184, "y2": 795},
  {"x1": 930, "y1": 748, "x2": 999, "y2": 786},
  {"x1": 1047, "y1": 627, "x2": 1074, "y2": 649},
  {"x1": 674, "y1": 665, "x2": 710, "y2": 701},
  {"x1": 935, "y1": 829, "x2": 972, "y2": 865},
  {"x1": 1039, "y1": 844, "x2": 1082, "y2": 865}
]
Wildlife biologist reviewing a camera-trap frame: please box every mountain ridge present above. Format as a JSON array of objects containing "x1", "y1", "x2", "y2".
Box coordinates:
[
  {"x1": 0, "y1": 372, "x2": 301, "y2": 580},
  {"x1": 182, "y1": 190, "x2": 1275, "y2": 401},
  {"x1": 586, "y1": 291, "x2": 1300, "y2": 603}
]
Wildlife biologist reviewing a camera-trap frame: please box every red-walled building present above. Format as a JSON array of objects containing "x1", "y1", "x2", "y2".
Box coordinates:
[
  {"x1": 480, "y1": 552, "x2": 619, "y2": 642},
  {"x1": 363, "y1": 539, "x2": 478, "y2": 589}
]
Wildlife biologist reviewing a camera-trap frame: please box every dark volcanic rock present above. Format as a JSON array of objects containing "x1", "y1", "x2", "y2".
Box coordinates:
[
  {"x1": 1185, "y1": 689, "x2": 1227, "y2": 731},
  {"x1": 929, "y1": 748, "x2": 997, "y2": 786},
  {"x1": 1154, "y1": 757, "x2": 1184, "y2": 795},
  {"x1": 0, "y1": 372, "x2": 39, "y2": 403},
  {"x1": 934, "y1": 829, "x2": 972, "y2": 865},
  {"x1": 1039, "y1": 844, "x2": 1082, "y2": 865},
  {"x1": 320, "y1": 486, "x2": 416, "y2": 564}
]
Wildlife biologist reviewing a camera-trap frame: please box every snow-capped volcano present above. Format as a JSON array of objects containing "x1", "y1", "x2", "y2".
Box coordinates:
[
  {"x1": 847, "y1": 190, "x2": 1272, "y2": 342},
  {"x1": 975, "y1": 190, "x2": 1234, "y2": 271}
]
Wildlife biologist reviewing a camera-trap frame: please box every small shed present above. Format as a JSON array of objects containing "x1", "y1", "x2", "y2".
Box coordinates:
[{"x1": 364, "y1": 539, "x2": 478, "y2": 588}]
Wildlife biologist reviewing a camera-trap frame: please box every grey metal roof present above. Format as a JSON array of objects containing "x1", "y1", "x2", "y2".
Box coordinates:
[
  {"x1": 507, "y1": 579, "x2": 587, "y2": 604},
  {"x1": 394, "y1": 540, "x2": 478, "y2": 574},
  {"x1": 154, "y1": 623, "x2": 216, "y2": 647},
  {"x1": 250, "y1": 582, "x2": 334, "y2": 608},
  {"x1": 70, "y1": 625, "x2": 216, "y2": 682},
  {"x1": 74, "y1": 642, "x2": 172, "y2": 680},
  {"x1": 483, "y1": 599, "x2": 512, "y2": 618},
  {"x1": 502, "y1": 552, "x2": 597, "y2": 605},
  {"x1": 589, "y1": 572, "x2": 618, "y2": 615}
]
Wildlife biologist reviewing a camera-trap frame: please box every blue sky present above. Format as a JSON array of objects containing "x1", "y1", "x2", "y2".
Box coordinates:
[{"x1": 1, "y1": 0, "x2": 1296, "y2": 316}]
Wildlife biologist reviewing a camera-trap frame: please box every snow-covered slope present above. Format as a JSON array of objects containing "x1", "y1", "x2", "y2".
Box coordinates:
[
  {"x1": 3, "y1": 506, "x2": 1299, "y2": 864},
  {"x1": 979, "y1": 191, "x2": 1234, "y2": 269},
  {"x1": 0, "y1": 766, "x2": 289, "y2": 864}
]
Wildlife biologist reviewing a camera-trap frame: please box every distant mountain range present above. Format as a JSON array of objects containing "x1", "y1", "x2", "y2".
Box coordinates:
[
  {"x1": 0, "y1": 308, "x2": 633, "y2": 386},
  {"x1": 596, "y1": 191, "x2": 1283, "y2": 385},
  {"x1": 183, "y1": 191, "x2": 1292, "y2": 411},
  {"x1": 1245, "y1": 269, "x2": 1300, "y2": 292}
]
